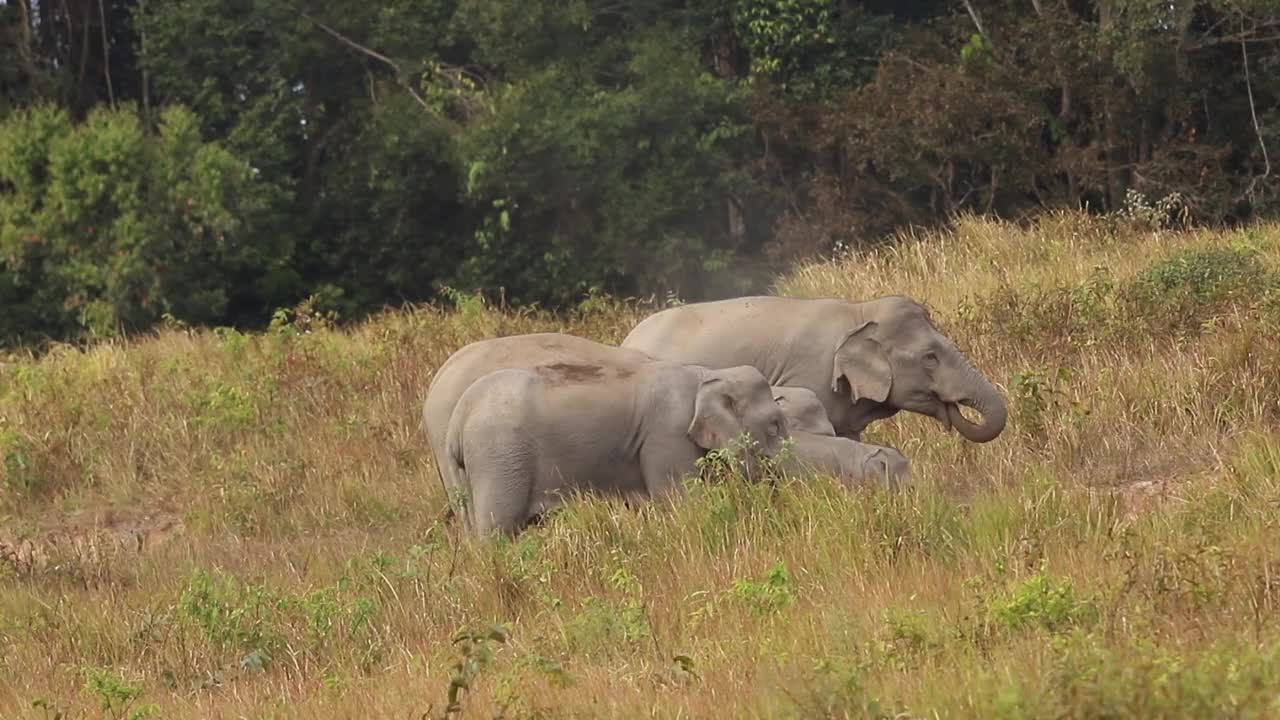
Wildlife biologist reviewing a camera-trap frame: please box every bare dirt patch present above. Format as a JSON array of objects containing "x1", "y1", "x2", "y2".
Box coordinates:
[
  {"x1": 0, "y1": 506, "x2": 184, "y2": 577},
  {"x1": 1079, "y1": 447, "x2": 1217, "y2": 519}
]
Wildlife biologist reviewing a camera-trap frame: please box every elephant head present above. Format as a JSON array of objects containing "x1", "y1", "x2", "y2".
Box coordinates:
[
  {"x1": 688, "y1": 365, "x2": 790, "y2": 471},
  {"x1": 861, "y1": 446, "x2": 912, "y2": 490},
  {"x1": 772, "y1": 385, "x2": 837, "y2": 436},
  {"x1": 832, "y1": 296, "x2": 1007, "y2": 443}
]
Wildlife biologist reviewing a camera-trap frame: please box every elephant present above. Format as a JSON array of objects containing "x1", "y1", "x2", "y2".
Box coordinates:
[
  {"x1": 770, "y1": 384, "x2": 910, "y2": 490},
  {"x1": 621, "y1": 295, "x2": 1007, "y2": 443},
  {"x1": 771, "y1": 385, "x2": 837, "y2": 436},
  {"x1": 443, "y1": 360, "x2": 789, "y2": 536},
  {"x1": 422, "y1": 333, "x2": 657, "y2": 506},
  {"x1": 774, "y1": 432, "x2": 911, "y2": 491}
]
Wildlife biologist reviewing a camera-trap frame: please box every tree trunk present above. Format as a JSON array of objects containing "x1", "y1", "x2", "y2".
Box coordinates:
[
  {"x1": 140, "y1": 0, "x2": 150, "y2": 117},
  {"x1": 708, "y1": 27, "x2": 746, "y2": 244},
  {"x1": 1033, "y1": 0, "x2": 1078, "y2": 205},
  {"x1": 727, "y1": 196, "x2": 745, "y2": 247},
  {"x1": 15, "y1": 0, "x2": 39, "y2": 83},
  {"x1": 18, "y1": 0, "x2": 32, "y2": 54},
  {"x1": 1103, "y1": 100, "x2": 1129, "y2": 211},
  {"x1": 98, "y1": 0, "x2": 115, "y2": 107},
  {"x1": 1172, "y1": 0, "x2": 1196, "y2": 77},
  {"x1": 77, "y1": 0, "x2": 92, "y2": 114},
  {"x1": 1098, "y1": 0, "x2": 1128, "y2": 211}
]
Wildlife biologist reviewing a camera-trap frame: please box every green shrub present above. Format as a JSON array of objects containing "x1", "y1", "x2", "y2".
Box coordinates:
[
  {"x1": 962, "y1": 245, "x2": 1279, "y2": 356},
  {"x1": 565, "y1": 596, "x2": 651, "y2": 653},
  {"x1": 1120, "y1": 246, "x2": 1279, "y2": 336},
  {"x1": 0, "y1": 429, "x2": 38, "y2": 498},
  {"x1": 881, "y1": 608, "x2": 938, "y2": 657},
  {"x1": 1127, "y1": 246, "x2": 1270, "y2": 305},
  {"x1": 0, "y1": 104, "x2": 288, "y2": 345},
  {"x1": 189, "y1": 381, "x2": 257, "y2": 431},
  {"x1": 83, "y1": 667, "x2": 156, "y2": 720},
  {"x1": 990, "y1": 572, "x2": 1097, "y2": 633},
  {"x1": 787, "y1": 657, "x2": 898, "y2": 720},
  {"x1": 1009, "y1": 367, "x2": 1089, "y2": 447},
  {"x1": 178, "y1": 570, "x2": 283, "y2": 659},
  {"x1": 176, "y1": 568, "x2": 383, "y2": 671},
  {"x1": 730, "y1": 562, "x2": 796, "y2": 615},
  {"x1": 997, "y1": 635, "x2": 1280, "y2": 719}
]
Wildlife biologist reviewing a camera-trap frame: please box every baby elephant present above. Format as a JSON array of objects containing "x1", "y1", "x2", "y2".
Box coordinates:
[
  {"x1": 771, "y1": 385, "x2": 911, "y2": 490},
  {"x1": 775, "y1": 433, "x2": 911, "y2": 491},
  {"x1": 445, "y1": 361, "x2": 789, "y2": 537},
  {"x1": 772, "y1": 386, "x2": 838, "y2": 436}
]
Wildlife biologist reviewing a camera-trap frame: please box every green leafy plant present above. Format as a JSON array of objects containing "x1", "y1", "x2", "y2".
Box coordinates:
[
  {"x1": 442, "y1": 624, "x2": 510, "y2": 718},
  {"x1": 177, "y1": 570, "x2": 281, "y2": 658},
  {"x1": 1118, "y1": 245, "x2": 1279, "y2": 339},
  {"x1": 566, "y1": 596, "x2": 652, "y2": 652},
  {"x1": 881, "y1": 608, "x2": 938, "y2": 657},
  {"x1": 1009, "y1": 367, "x2": 1088, "y2": 446},
  {"x1": 30, "y1": 697, "x2": 66, "y2": 720},
  {"x1": 0, "y1": 429, "x2": 39, "y2": 498},
  {"x1": 83, "y1": 668, "x2": 155, "y2": 720},
  {"x1": 990, "y1": 572, "x2": 1098, "y2": 633},
  {"x1": 731, "y1": 562, "x2": 796, "y2": 614},
  {"x1": 0, "y1": 104, "x2": 287, "y2": 344}
]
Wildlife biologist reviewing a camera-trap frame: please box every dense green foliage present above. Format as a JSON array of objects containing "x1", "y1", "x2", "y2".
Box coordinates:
[
  {"x1": 0, "y1": 104, "x2": 285, "y2": 340},
  {"x1": 3, "y1": 0, "x2": 1279, "y2": 344}
]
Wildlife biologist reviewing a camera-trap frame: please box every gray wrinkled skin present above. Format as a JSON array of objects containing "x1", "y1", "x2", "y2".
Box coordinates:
[
  {"x1": 444, "y1": 362, "x2": 789, "y2": 537},
  {"x1": 774, "y1": 432, "x2": 911, "y2": 491},
  {"x1": 622, "y1": 295, "x2": 1007, "y2": 443},
  {"x1": 422, "y1": 333, "x2": 656, "y2": 501},
  {"x1": 772, "y1": 385, "x2": 837, "y2": 436}
]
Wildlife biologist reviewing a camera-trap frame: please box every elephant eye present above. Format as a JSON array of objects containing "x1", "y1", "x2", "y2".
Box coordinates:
[{"x1": 922, "y1": 352, "x2": 940, "y2": 370}]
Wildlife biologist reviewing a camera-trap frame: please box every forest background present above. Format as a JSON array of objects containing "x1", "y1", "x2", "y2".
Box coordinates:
[{"x1": 3, "y1": 0, "x2": 1279, "y2": 346}]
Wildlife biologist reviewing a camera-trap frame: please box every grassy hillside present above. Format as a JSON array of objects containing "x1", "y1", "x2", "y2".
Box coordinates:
[{"x1": 3, "y1": 213, "x2": 1280, "y2": 718}]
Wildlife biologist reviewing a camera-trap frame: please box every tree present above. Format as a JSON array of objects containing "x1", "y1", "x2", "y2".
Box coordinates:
[
  {"x1": 454, "y1": 26, "x2": 762, "y2": 304},
  {"x1": 0, "y1": 104, "x2": 285, "y2": 343}
]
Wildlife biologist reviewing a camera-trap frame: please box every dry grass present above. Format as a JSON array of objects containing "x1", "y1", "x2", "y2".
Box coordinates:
[{"x1": 2, "y1": 213, "x2": 1280, "y2": 718}]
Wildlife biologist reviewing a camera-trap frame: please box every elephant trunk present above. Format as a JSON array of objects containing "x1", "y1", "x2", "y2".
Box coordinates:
[{"x1": 943, "y1": 357, "x2": 1007, "y2": 444}]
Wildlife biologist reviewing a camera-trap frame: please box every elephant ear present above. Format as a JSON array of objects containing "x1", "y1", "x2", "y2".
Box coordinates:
[
  {"x1": 688, "y1": 378, "x2": 741, "y2": 450},
  {"x1": 831, "y1": 322, "x2": 892, "y2": 403},
  {"x1": 774, "y1": 388, "x2": 836, "y2": 436}
]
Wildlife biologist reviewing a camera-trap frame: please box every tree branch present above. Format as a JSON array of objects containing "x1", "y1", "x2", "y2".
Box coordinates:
[
  {"x1": 1185, "y1": 32, "x2": 1280, "y2": 51},
  {"x1": 1185, "y1": 16, "x2": 1280, "y2": 51},
  {"x1": 139, "y1": 0, "x2": 150, "y2": 117},
  {"x1": 75, "y1": 0, "x2": 90, "y2": 108},
  {"x1": 1241, "y1": 34, "x2": 1271, "y2": 203},
  {"x1": 298, "y1": 11, "x2": 432, "y2": 112},
  {"x1": 98, "y1": 0, "x2": 115, "y2": 107},
  {"x1": 961, "y1": 0, "x2": 993, "y2": 48}
]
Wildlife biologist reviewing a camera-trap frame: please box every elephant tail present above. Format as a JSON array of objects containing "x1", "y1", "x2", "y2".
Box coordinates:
[
  {"x1": 420, "y1": 414, "x2": 457, "y2": 525},
  {"x1": 437, "y1": 490, "x2": 457, "y2": 524}
]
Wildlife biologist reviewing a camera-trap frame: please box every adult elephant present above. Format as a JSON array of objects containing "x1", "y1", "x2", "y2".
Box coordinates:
[
  {"x1": 445, "y1": 361, "x2": 788, "y2": 537},
  {"x1": 422, "y1": 333, "x2": 656, "y2": 510},
  {"x1": 622, "y1": 295, "x2": 1007, "y2": 443}
]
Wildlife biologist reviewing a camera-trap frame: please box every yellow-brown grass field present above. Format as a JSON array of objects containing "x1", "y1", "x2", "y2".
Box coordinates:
[{"x1": 3, "y1": 212, "x2": 1280, "y2": 718}]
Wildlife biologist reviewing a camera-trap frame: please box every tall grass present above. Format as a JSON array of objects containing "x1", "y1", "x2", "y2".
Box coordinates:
[{"x1": 2, "y1": 213, "x2": 1279, "y2": 718}]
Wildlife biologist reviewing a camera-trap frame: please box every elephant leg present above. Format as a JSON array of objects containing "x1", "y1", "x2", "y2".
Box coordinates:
[
  {"x1": 639, "y1": 444, "x2": 700, "y2": 508},
  {"x1": 467, "y1": 451, "x2": 535, "y2": 538},
  {"x1": 471, "y1": 484, "x2": 530, "y2": 537}
]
